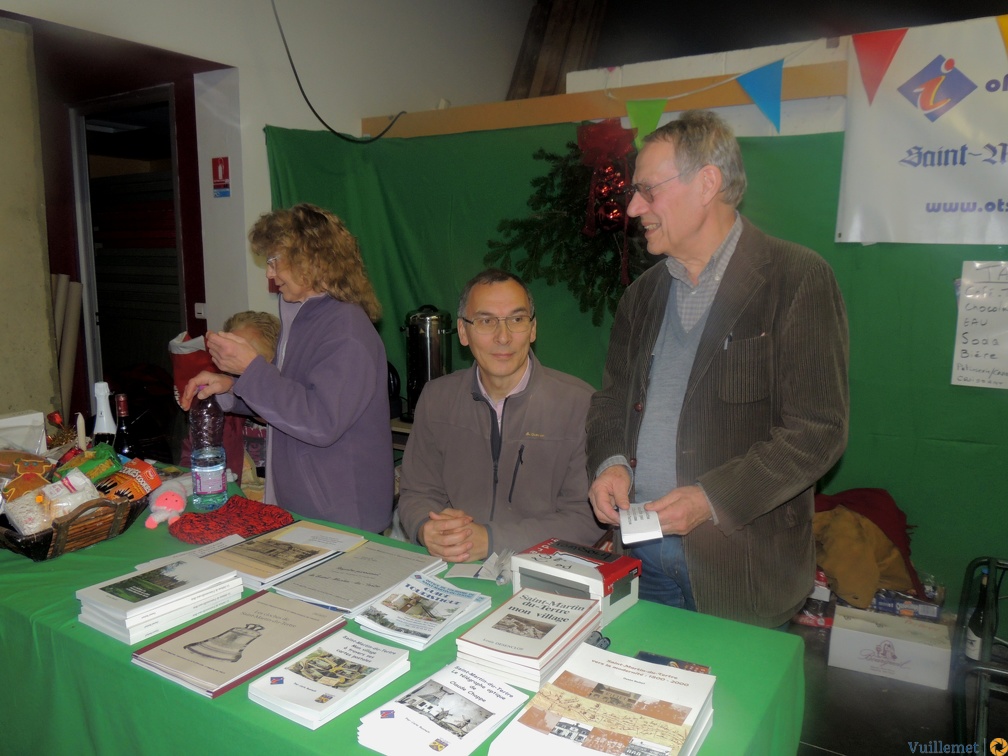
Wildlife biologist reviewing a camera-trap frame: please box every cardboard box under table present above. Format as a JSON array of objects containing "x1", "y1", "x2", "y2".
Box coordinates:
[{"x1": 828, "y1": 605, "x2": 952, "y2": 690}]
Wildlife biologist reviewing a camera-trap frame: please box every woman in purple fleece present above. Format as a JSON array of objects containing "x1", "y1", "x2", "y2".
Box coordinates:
[{"x1": 181, "y1": 204, "x2": 394, "y2": 532}]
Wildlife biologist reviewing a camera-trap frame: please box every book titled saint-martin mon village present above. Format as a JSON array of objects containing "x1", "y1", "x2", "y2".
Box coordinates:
[{"x1": 455, "y1": 588, "x2": 600, "y2": 690}]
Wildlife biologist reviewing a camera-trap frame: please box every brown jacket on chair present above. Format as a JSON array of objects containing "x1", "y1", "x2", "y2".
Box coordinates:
[{"x1": 587, "y1": 217, "x2": 850, "y2": 628}]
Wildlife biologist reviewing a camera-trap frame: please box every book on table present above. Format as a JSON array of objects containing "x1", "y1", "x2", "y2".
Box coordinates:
[
  {"x1": 248, "y1": 629, "x2": 410, "y2": 730},
  {"x1": 354, "y1": 572, "x2": 491, "y2": 650},
  {"x1": 79, "y1": 580, "x2": 242, "y2": 645},
  {"x1": 132, "y1": 590, "x2": 346, "y2": 698},
  {"x1": 488, "y1": 642, "x2": 716, "y2": 756},
  {"x1": 274, "y1": 539, "x2": 445, "y2": 616},
  {"x1": 455, "y1": 588, "x2": 601, "y2": 690},
  {"x1": 357, "y1": 660, "x2": 528, "y2": 756},
  {"x1": 75, "y1": 554, "x2": 244, "y2": 643},
  {"x1": 75, "y1": 554, "x2": 239, "y2": 620},
  {"x1": 201, "y1": 520, "x2": 366, "y2": 590}
]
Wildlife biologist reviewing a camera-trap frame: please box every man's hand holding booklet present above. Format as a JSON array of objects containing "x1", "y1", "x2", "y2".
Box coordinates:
[{"x1": 618, "y1": 502, "x2": 663, "y2": 544}]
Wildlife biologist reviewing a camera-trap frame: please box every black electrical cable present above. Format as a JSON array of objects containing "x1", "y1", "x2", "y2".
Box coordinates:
[{"x1": 271, "y1": 0, "x2": 406, "y2": 143}]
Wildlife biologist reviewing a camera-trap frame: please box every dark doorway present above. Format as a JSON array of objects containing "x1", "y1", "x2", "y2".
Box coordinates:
[
  {"x1": 71, "y1": 91, "x2": 185, "y2": 462},
  {"x1": 78, "y1": 95, "x2": 183, "y2": 382},
  {"x1": 0, "y1": 9, "x2": 228, "y2": 423}
]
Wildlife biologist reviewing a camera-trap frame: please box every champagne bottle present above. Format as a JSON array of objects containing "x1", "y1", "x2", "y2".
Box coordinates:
[
  {"x1": 92, "y1": 381, "x2": 116, "y2": 447},
  {"x1": 964, "y1": 567, "x2": 988, "y2": 661},
  {"x1": 112, "y1": 393, "x2": 135, "y2": 457}
]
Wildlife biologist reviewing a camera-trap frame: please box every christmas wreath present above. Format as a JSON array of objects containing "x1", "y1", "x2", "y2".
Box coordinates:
[{"x1": 485, "y1": 120, "x2": 657, "y2": 325}]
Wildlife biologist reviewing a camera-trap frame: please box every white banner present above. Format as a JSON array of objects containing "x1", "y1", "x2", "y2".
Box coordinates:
[{"x1": 836, "y1": 16, "x2": 1008, "y2": 245}]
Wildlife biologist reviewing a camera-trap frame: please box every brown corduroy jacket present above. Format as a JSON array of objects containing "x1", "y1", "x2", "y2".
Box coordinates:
[{"x1": 587, "y1": 217, "x2": 850, "y2": 628}]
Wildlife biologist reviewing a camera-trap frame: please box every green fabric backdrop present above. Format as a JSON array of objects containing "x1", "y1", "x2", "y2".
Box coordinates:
[{"x1": 263, "y1": 124, "x2": 1008, "y2": 608}]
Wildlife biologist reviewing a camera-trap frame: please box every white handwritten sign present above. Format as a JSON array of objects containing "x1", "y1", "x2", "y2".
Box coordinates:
[{"x1": 951, "y1": 261, "x2": 1008, "y2": 389}]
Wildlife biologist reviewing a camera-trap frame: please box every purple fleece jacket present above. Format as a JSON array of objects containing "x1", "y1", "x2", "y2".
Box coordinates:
[{"x1": 222, "y1": 295, "x2": 393, "y2": 532}]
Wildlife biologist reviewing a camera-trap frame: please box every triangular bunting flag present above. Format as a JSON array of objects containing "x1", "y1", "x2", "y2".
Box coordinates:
[
  {"x1": 737, "y1": 60, "x2": 783, "y2": 132},
  {"x1": 625, "y1": 99, "x2": 667, "y2": 149},
  {"x1": 998, "y1": 15, "x2": 1008, "y2": 61},
  {"x1": 852, "y1": 28, "x2": 908, "y2": 105}
]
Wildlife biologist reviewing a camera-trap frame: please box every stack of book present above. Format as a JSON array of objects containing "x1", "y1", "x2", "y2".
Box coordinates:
[
  {"x1": 201, "y1": 521, "x2": 366, "y2": 590},
  {"x1": 358, "y1": 660, "x2": 528, "y2": 756},
  {"x1": 355, "y1": 572, "x2": 491, "y2": 650},
  {"x1": 274, "y1": 539, "x2": 445, "y2": 616},
  {"x1": 489, "y1": 643, "x2": 716, "y2": 756},
  {"x1": 76, "y1": 555, "x2": 243, "y2": 645},
  {"x1": 132, "y1": 590, "x2": 346, "y2": 697},
  {"x1": 248, "y1": 629, "x2": 410, "y2": 730},
  {"x1": 455, "y1": 587, "x2": 601, "y2": 690}
]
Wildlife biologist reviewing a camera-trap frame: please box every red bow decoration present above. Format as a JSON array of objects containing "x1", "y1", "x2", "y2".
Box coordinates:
[{"x1": 577, "y1": 119, "x2": 636, "y2": 284}]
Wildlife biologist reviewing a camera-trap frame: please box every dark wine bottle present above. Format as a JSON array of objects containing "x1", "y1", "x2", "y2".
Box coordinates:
[
  {"x1": 964, "y1": 567, "x2": 988, "y2": 661},
  {"x1": 112, "y1": 393, "x2": 135, "y2": 457}
]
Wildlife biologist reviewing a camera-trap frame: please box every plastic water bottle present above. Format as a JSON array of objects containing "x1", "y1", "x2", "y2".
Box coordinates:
[
  {"x1": 189, "y1": 392, "x2": 227, "y2": 512},
  {"x1": 190, "y1": 446, "x2": 228, "y2": 511}
]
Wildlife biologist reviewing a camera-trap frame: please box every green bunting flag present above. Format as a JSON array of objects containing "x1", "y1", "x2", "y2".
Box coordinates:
[{"x1": 625, "y1": 99, "x2": 668, "y2": 148}]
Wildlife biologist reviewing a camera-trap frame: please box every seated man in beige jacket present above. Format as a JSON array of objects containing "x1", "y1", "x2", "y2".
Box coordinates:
[{"x1": 397, "y1": 269, "x2": 603, "y2": 562}]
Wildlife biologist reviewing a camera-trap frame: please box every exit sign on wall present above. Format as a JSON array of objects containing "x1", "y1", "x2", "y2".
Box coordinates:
[{"x1": 212, "y1": 157, "x2": 230, "y2": 198}]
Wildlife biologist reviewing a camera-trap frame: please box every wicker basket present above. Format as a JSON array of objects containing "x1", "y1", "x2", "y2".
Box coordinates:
[{"x1": 0, "y1": 494, "x2": 149, "y2": 561}]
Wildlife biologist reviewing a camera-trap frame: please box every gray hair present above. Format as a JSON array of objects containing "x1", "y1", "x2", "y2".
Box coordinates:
[{"x1": 643, "y1": 109, "x2": 747, "y2": 207}]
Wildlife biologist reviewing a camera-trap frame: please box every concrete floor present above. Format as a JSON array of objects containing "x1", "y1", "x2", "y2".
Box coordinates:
[{"x1": 791, "y1": 623, "x2": 1007, "y2": 755}]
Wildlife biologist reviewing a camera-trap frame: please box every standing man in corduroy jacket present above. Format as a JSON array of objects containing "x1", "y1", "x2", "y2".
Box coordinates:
[{"x1": 586, "y1": 110, "x2": 849, "y2": 628}]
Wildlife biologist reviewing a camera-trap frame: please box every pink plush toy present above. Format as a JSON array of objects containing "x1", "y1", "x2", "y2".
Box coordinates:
[{"x1": 146, "y1": 490, "x2": 186, "y2": 528}]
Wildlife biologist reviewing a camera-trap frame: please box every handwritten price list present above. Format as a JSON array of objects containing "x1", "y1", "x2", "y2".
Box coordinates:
[{"x1": 951, "y1": 261, "x2": 1008, "y2": 389}]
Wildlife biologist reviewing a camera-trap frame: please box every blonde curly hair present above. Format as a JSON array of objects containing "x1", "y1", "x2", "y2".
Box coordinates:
[{"x1": 249, "y1": 203, "x2": 382, "y2": 322}]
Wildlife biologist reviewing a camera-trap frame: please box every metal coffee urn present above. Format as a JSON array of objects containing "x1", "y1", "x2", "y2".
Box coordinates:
[{"x1": 401, "y1": 305, "x2": 452, "y2": 422}]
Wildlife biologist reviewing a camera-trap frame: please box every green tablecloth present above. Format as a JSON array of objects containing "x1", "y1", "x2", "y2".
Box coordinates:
[{"x1": 0, "y1": 518, "x2": 803, "y2": 755}]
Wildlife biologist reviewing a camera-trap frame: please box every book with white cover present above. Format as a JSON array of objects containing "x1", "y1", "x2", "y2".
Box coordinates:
[
  {"x1": 456, "y1": 588, "x2": 600, "y2": 670},
  {"x1": 75, "y1": 555, "x2": 239, "y2": 620},
  {"x1": 455, "y1": 643, "x2": 582, "y2": 693},
  {"x1": 489, "y1": 643, "x2": 716, "y2": 756},
  {"x1": 202, "y1": 521, "x2": 366, "y2": 590},
  {"x1": 80, "y1": 578, "x2": 243, "y2": 645},
  {"x1": 132, "y1": 590, "x2": 346, "y2": 698},
  {"x1": 248, "y1": 629, "x2": 410, "y2": 730},
  {"x1": 275, "y1": 540, "x2": 445, "y2": 615},
  {"x1": 355, "y1": 572, "x2": 491, "y2": 650},
  {"x1": 456, "y1": 619, "x2": 599, "y2": 692},
  {"x1": 81, "y1": 573, "x2": 243, "y2": 626},
  {"x1": 357, "y1": 661, "x2": 528, "y2": 756}
]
